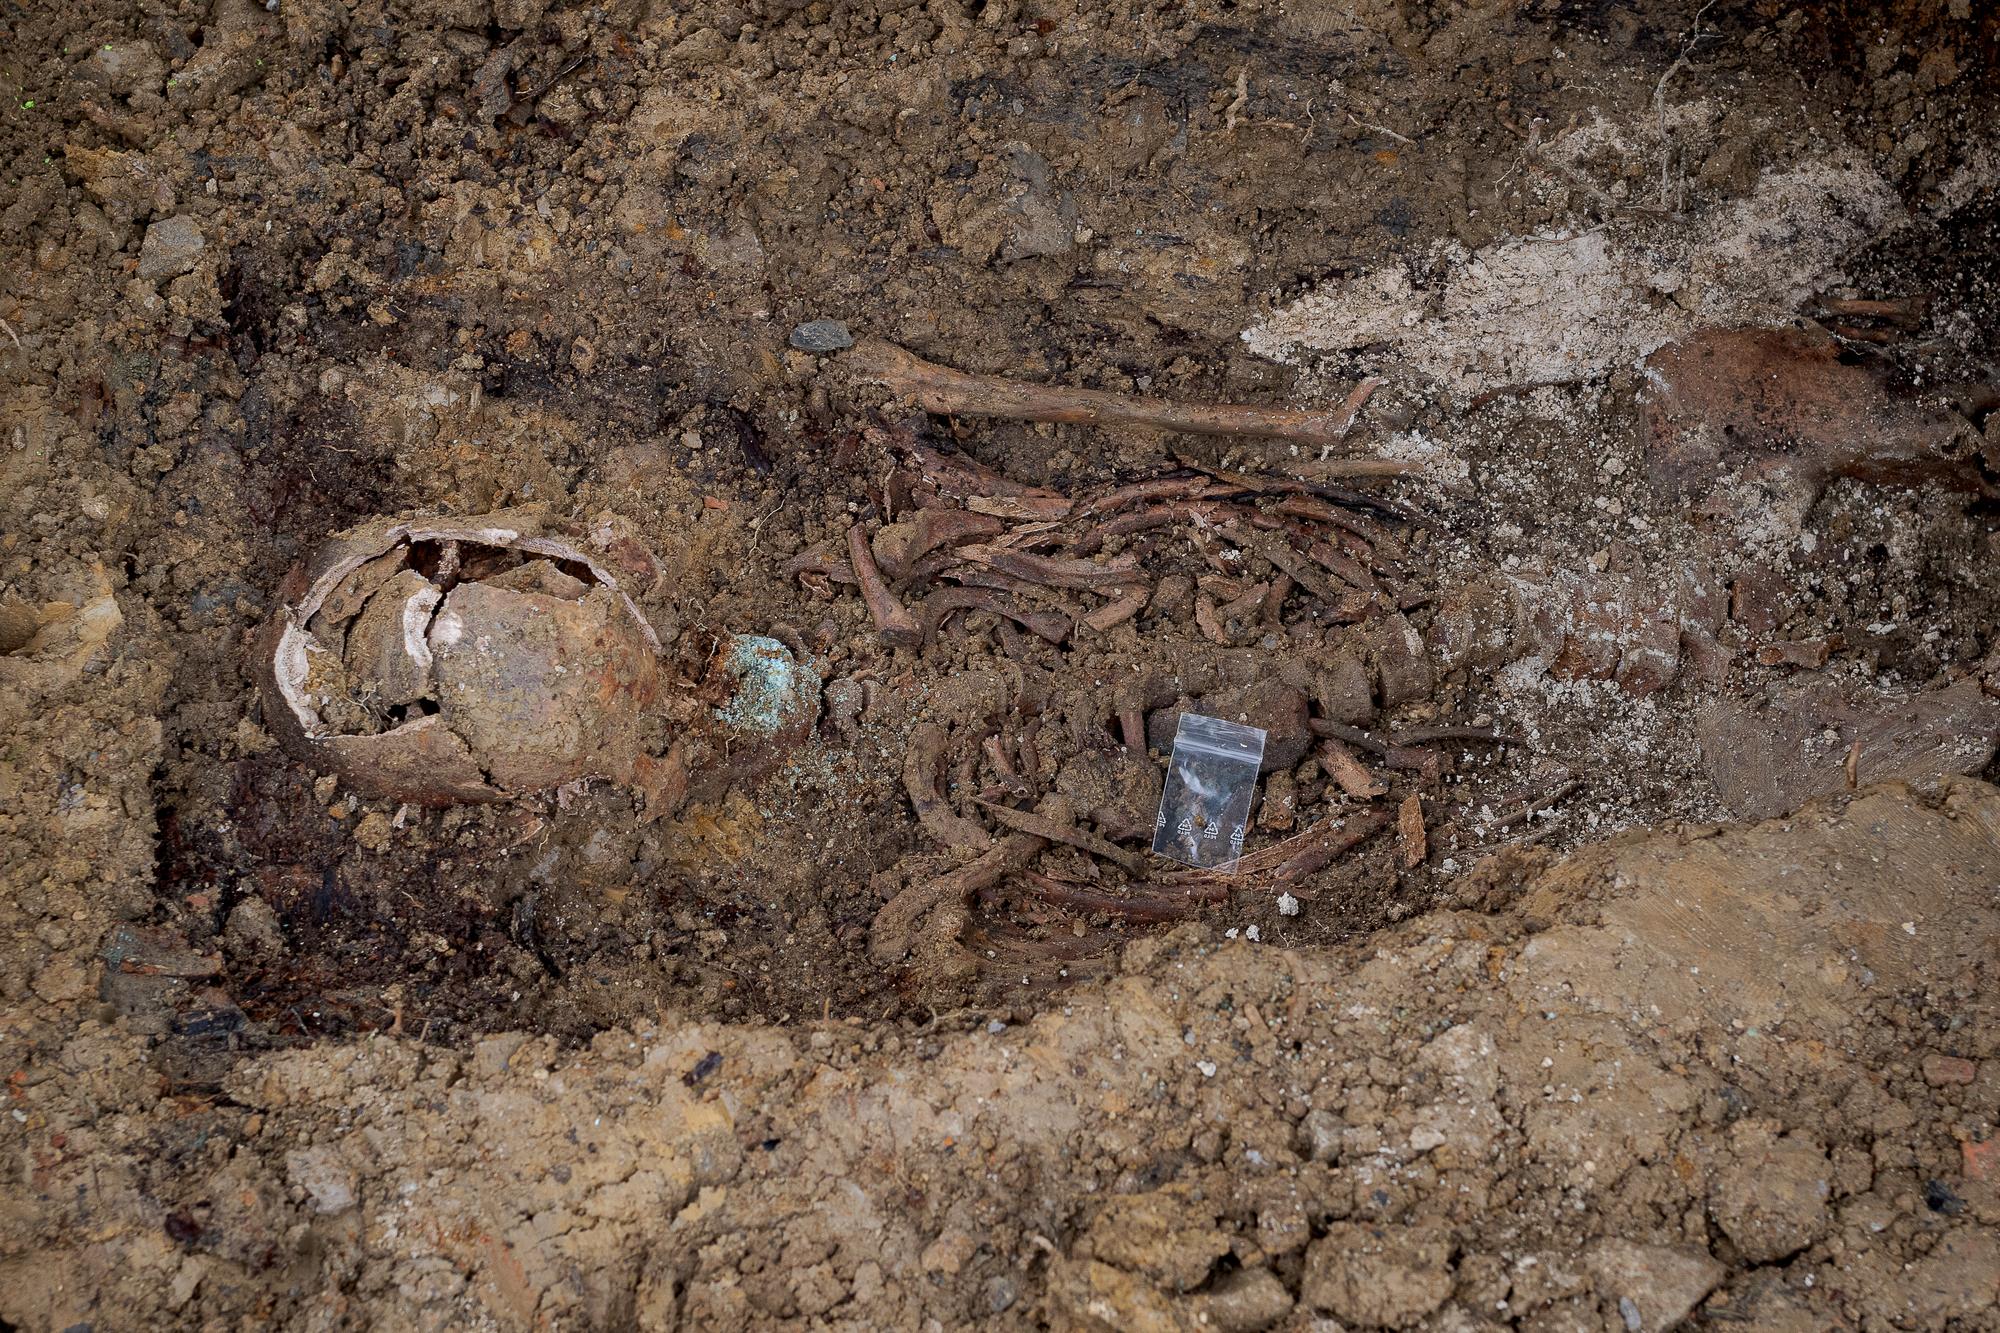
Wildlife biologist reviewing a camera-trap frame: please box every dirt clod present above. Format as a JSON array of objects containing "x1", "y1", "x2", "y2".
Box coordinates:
[{"x1": 1301, "y1": 1222, "x2": 1455, "y2": 1328}]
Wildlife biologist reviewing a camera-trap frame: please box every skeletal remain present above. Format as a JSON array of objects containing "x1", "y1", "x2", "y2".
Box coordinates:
[{"x1": 849, "y1": 337, "x2": 1383, "y2": 449}]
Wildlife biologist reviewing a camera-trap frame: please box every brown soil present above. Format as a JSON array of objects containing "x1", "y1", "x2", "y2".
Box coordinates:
[{"x1": 2, "y1": 0, "x2": 1998, "y2": 1328}]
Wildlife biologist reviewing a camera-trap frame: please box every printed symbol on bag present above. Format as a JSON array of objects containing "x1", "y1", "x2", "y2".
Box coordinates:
[{"x1": 1152, "y1": 712, "x2": 1269, "y2": 871}]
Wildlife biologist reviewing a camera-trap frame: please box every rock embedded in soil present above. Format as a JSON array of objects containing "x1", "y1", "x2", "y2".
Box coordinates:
[
  {"x1": 1080, "y1": 1189, "x2": 1232, "y2": 1291},
  {"x1": 1368, "y1": 613, "x2": 1434, "y2": 709},
  {"x1": 1696, "y1": 677, "x2": 2000, "y2": 820},
  {"x1": 1710, "y1": 1123, "x2": 1833, "y2": 1263},
  {"x1": 284, "y1": 1146, "x2": 358, "y2": 1215},
  {"x1": 788, "y1": 318, "x2": 854, "y2": 352},
  {"x1": 1313, "y1": 652, "x2": 1377, "y2": 724},
  {"x1": 1297, "y1": 1107, "x2": 1343, "y2": 1163},
  {"x1": 221, "y1": 898, "x2": 286, "y2": 964},
  {"x1": 1147, "y1": 678, "x2": 1311, "y2": 772},
  {"x1": 1300, "y1": 1222, "x2": 1454, "y2": 1327},
  {"x1": 136, "y1": 214, "x2": 206, "y2": 280},
  {"x1": 1196, "y1": 1267, "x2": 1293, "y2": 1332},
  {"x1": 1585, "y1": 1239, "x2": 1725, "y2": 1331},
  {"x1": 1922, "y1": 1054, "x2": 1977, "y2": 1086},
  {"x1": 1045, "y1": 1258, "x2": 1192, "y2": 1332},
  {"x1": 1640, "y1": 325, "x2": 1976, "y2": 505},
  {"x1": 82, "y1": 40, "x2": 166, "y2": 97},
  {"x1": 1054, "y1": 748, "x2": 1162, "y2": 841}
]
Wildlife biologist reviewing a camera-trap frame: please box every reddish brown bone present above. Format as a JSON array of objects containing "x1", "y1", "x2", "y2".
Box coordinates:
[
  {"x1": 903, "y1": 722, "x2": 994, "y2": 851},
  {"x1": 976, "y1": 799, "x2": 1147, "y2": 875},
  {"x1": 1020, "y1": 872, "x2": 1198, "y2": 922},
  {"x1": 954, "y1": 544, "x2": 1144, "y2": 592},
  {"x1": 874, "y1": 508, "x2": 1007, "y2": 581},
  {"x1": 1082, "y1": 585, "x2": 1150, "y2": 633},
  {"x1": 922, "y1": 587, "x2": 1072, "y2": 646},
  {"x1": 851, "y1": 338, "x2": 1383, "y2": 449},
  {"x1": 848, "y1": 523, "x2": 922, "y2": 647},
  {"x1": 869, "y1": 831, "x2": 1045, "y2": 966}
]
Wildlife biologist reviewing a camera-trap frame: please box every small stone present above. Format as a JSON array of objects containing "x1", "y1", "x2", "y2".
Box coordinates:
[
  {"x1": 1587, "y1": 1239, "x2": 1724, "y2": 1332},
  {"x1": 222, "y1": 897, "x2": 287, "y2": 964},
  {"x1": 1728, "y1": 570, "x2": 1787, "y2": 635},
  {"x1": 1315, "y1": 653, "x2": 1378, "y2": 724},
  {"x1": 100, "y1": 923, "x2": 221, "y2": 979},
  {"x1": 1199, "y1": 1267, "x2": 1294, "y2": 1332},
  {"x1": 822, "y1": 677, "x2": 866, "y2": 728},
  {"x1": 84, "y1": 40, "x2": 166, "y2": 97},
  {"x1": 788, "y1": 318, "x2": 854, "y2": 353},
  {"x1": 1302, "y1": 1222, "x2": 1453, "y2": 1327},
  {"x1": 285, "y1": 1146, "x2": 357, "y2": 1214},
  {"x1": 1964, "y1": 1138, "x2": 1998, "y2": 1182},
  {"x1": 1922, "y1": 1054, "x2": 1977, "y2": 1086},
  {"x1": 920, "y1": 1228, "x2": 976, "y2": 1275},
  {"x1": 1257, "y1": 770, "x2": 1297, "y2": 831},
  {"x1": 1371, "y1": 613, "x2": 1434, "y2": 709},
  {"x1": 1147, "y1": 573, "x2": 1196, "y2": 623},
  {"x1": 996, "y1": 144, "x2": 1075, "y2": 261},
  {"x1": 137, "y1": 214, "x2": 206, "y2": 281},
  {"x1": 669, "y1": 26, "x2": 731, "y2": 64},
  {"x1": 1199, "y1": 678, "x2": 1312, "y2": 772},
  {"x1": 470, "y1": 47, "x2": 515, "y2": 119},
  {"x1": 1298, "y1": 1108, "x2": 1341, "y2": 1162},
  {"x1": 1408, "y1": 1124, "x2": 1447, "y2": 1153},
  {"x1": 352, "y1": 810, "x2": 393, "y2": 853},
  {"x1": 1924, "y1": 1179, "x2": 1965, "y2": 1215},
  {"x1": 983, "y1": 1275, "x2": 1018, "y2": 1314},
  {"x1": 1615, "y1": 617, "x2": 1684, "y2": 697},
  {"x1": 1710, "y1": 1125, "x2": 1831, "y2": 1263}
]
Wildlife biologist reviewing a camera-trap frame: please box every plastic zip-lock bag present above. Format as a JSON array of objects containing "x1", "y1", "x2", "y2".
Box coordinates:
[{"x1": 1152, "y1": 712, "x2": 1267, "y2": 870}]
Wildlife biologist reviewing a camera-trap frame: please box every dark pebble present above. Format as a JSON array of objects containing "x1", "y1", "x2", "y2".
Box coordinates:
[{"x1": 789, "y1": 319, "x2": 854, "y2": 353}]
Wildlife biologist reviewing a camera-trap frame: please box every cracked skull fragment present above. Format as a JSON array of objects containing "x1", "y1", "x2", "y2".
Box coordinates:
[{"x1": 255, "y1": 511, "x2": 671, "y2": 804}]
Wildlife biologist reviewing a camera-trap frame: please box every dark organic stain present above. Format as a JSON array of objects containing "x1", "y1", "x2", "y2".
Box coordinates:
[
  {"x1": 1375, "y1": 196, "x2": 1415, "y2": 237},
  {"x1": 682, "y1": 1050, "x2": 723, "y2": 1086},
  {"x1": 1924, "y1": 1179, "x2": 1965, "y2": 1215}
]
